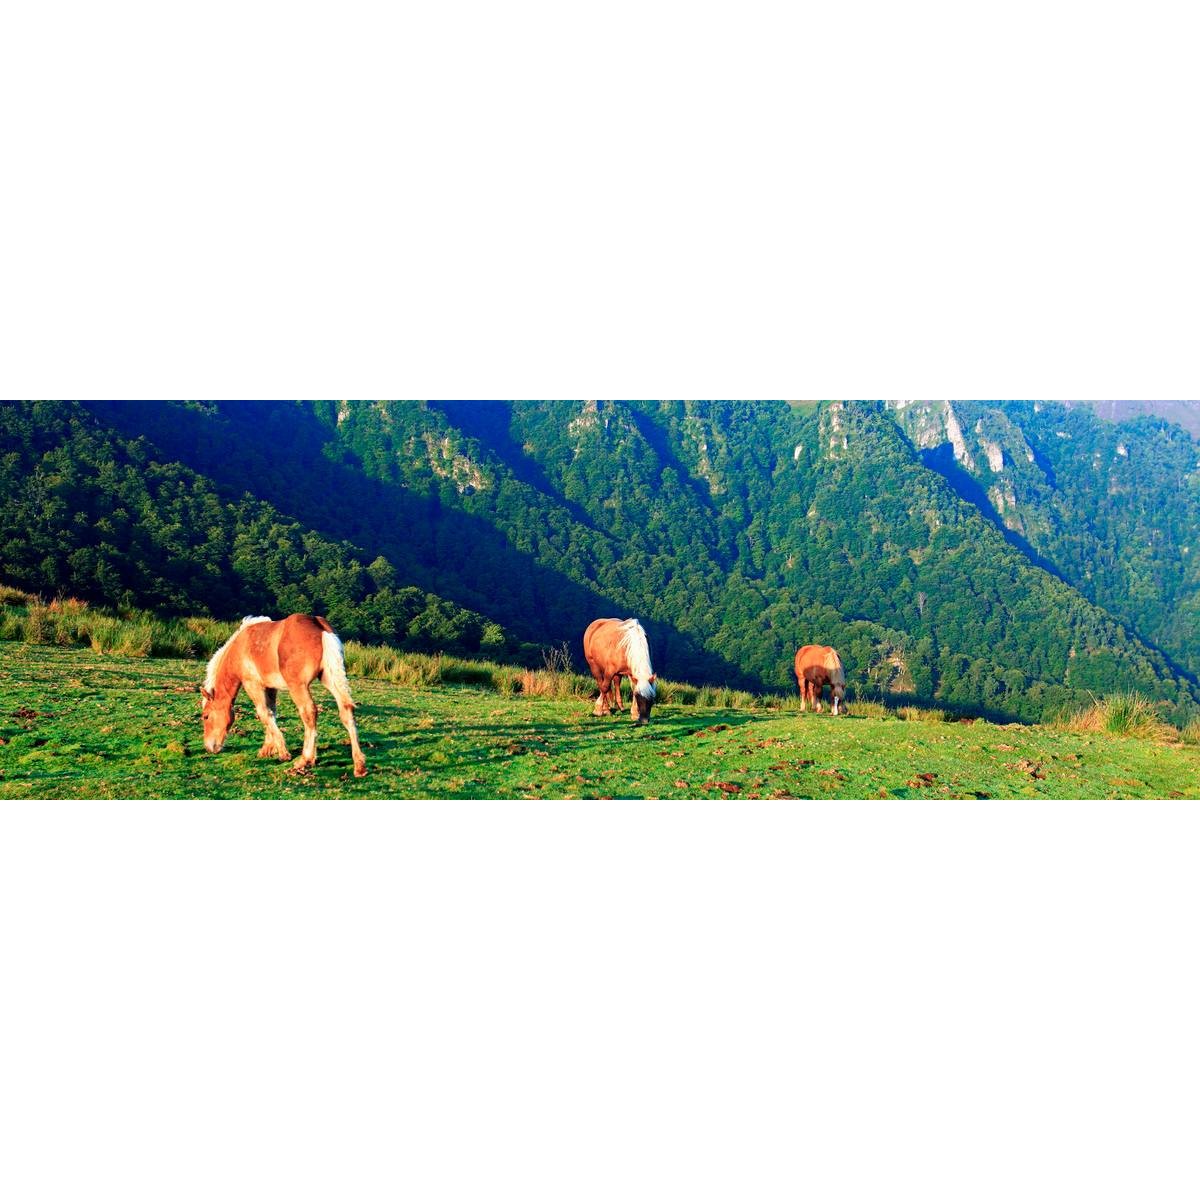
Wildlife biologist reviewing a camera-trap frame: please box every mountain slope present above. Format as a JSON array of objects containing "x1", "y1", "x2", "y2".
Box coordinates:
[
  {"x1": 0, "y1": 402, "x2": 516, "y2": 656},
  {"x1": 888, "y1": 399, "x2": 1200, "y2": 678},
  {"x1": 2, "y1": 399, "x2": 1196, "y2": 723}
]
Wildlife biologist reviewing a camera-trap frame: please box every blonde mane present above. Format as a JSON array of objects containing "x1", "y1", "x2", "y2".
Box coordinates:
[
  {"x1": 617, "y1": 619, "x2": 656, "y2": 698},
  {"x1": 823, "y1": 647, "x2": 845, "y2": 686},
  {"x1": 204, "y1": 616, "x2": 273, "y2": 693}
]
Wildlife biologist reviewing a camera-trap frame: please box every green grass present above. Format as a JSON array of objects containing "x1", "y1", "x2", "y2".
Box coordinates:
[{"x1": 2, "y1": 643, "x2": 1197, "y2": 800}]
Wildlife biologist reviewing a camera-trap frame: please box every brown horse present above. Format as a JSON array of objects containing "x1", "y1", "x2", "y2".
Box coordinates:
[
  {"x1": 794, "y1": 645, "x2": 847, "y2": 715},
  {"x1": 200, "y1": 614, "x2": 367, "y2": 776},
  {"x1": 583, "y1": 618, "x2": 657, "y2": 724}
]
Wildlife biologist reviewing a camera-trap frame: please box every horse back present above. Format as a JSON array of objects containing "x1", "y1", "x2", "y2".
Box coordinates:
[
  {"x1": 584, "y1": 618, "x2": 617, "y2": 655},
  {"x1": 583, "y1": 618, "x2": 624, "y2": 673},
  {"x1": 240, "y1": 614, "x2": 328, "y2": 687},
  {"x1": 794, "y1": 644, "x2": 823, "y2": 675},
  {"x1": 795, "y1": 644, "x2": 842, "y2": 684}
]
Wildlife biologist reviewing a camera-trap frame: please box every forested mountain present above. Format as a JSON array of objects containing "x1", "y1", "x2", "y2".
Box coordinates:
[
  {"x1": 2, "y1": 399, "x2": 1197, "y2": 723},
  {"x1": 0, "y1": 403, "x2": 512, "y2": 657},
  {"x1": 888, "y1": 400, "x2": 1200, "y2": 678}
]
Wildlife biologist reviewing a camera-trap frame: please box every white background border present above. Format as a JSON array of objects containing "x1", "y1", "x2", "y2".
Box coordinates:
[
  {"x1": 3, "y1": 2, "x2": 1199, "y2": 1195},
  {"x1": 2, "y1": 2, "x2": 1198, "y2": 399},
  {"x1": 3, "y1": 802, "x2": 1199, "y2": 1198}
]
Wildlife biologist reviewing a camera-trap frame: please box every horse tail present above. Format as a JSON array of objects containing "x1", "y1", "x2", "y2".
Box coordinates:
[
  {"x1": 319, "y1": 629, "x2": 355, "y2": 707},
  {"x1": 314, "y1": 616, "x2": 334, "y2": 633}
]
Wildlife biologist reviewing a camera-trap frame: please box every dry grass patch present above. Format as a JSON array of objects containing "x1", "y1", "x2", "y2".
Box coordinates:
[
  {"x1": 1061, "y1": 692, "x2": 1177, "y2": 741},
  {"x1": 897, "y1": 705, "x2": 950, "y2": 723},
  {"x1": 0, "y1": 583, "x2": 36, "y2": 606}
]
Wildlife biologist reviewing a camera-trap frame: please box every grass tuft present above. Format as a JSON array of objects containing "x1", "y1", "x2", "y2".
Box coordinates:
[
  {"x1": 898, "y1": 705, "x2": 949, "y2": 723},
  {"x1": 1062, "y1": 692, "x2": 1175, "y2": 740},
  {"x1": 0, "y1": 583, "x2": 35, "y2": 606}
]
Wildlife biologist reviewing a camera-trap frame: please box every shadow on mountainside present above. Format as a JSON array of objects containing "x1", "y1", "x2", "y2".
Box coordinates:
[
  {"x1": 428, "y1": 401, "x2": 601, "y2": 532},
  {"x1": 625, "y1": 407, "x2": 720, "y2": 517},
  {"x1": 918, "y1": 444, "x2": 1070, "y2": 584},
  {"x1": 83, "y1": 402, "x2": 754, "y2": 689},
  {"x1": 918, "y1": 443, "x2": 1199, "y2": 690}
]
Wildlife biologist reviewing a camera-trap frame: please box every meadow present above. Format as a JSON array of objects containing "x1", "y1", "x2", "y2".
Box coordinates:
[{"x1": 2, "y1": 641, "x2": 1196, "y2": 800}]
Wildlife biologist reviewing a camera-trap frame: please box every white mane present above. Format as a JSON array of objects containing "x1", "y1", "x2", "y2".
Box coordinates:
[
  {"x1": 617, "y1": 619, "x2": 656, "y2": 699},
  {"x1": 823, "y1": 648, "x2": 845, "y2": 686},
  {"x1": 204, "y1": 616, "x2": 273, "y2": 692}
]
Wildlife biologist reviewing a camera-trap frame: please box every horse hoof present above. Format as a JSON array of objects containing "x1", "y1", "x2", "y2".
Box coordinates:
[
  {"x1": 354, "y1": 764, "x2": 367, "y2": 778},
  {"x1": 257, "y1": 747, "x2": 273, "y2": 759}
]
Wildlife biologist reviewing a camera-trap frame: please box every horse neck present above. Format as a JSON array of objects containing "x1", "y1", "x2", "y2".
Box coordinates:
[
  {"x1": 621, "y1": 626, "x2": 653, "y2": 690},
  {"x1": 212, "y1": 656, "x2": 242, "y2": 703}
]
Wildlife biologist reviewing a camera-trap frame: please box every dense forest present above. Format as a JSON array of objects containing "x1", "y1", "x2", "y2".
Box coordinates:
[
  {"x1": 888, "y1": 400, "x2": 1200, "y2": 680},
  {"x1": 1, "y1": 399, "x2": 1197, "y2": 723},
  {"x1": 0, "y1": 403, "x2": 515, "y2": 658}
]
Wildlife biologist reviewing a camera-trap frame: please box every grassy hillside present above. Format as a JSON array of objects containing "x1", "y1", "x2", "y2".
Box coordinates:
[
  {"x1": 4, "y1": 400, "x2": 1197, "y2": 724},
  {"x1": 2, "y1": 643, "x2": 1196, "y2": 800}
]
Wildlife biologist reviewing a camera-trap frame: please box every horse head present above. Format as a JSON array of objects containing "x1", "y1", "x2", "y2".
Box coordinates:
[
  {"x1": 200, "y1": 685, "x2": 236, "y2": 752},
  {"x1": 632, "y1": 675, "x2": 657, "y2": 724}
]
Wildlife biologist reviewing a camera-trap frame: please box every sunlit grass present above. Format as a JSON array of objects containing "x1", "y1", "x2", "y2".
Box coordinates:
[{"x1": 2, "y1": 643, "x2": 1196, "y2": 801}]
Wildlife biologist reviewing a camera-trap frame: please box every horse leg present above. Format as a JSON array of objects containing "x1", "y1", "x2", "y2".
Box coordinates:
[
  {"x1": 288, "y1": 681, "x2": 319, "y2": 771},
  {"x1": 611, "y1": 672, "x2": 624, "y2": 712},
  {"x1": 322, "y1": 671, "x2": 367, "y2": 777},
  {"x1": 263, "y1": 687, "x2": 291, "y2": 760},
  {"x1": 814, "y1": 680, "x2": 823, "y2": 713},
  {"x1": 591, "y1": 670, "x2": 610, "y2": 716},
  {"x1": 245, "y1": 681, "x2": 290, "y2": 761},
  {"x1": 798, "y1": 678, "x2": 808, "y2": 712}
]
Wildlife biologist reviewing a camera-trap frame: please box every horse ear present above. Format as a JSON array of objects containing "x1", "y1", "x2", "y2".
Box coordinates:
[
  {"x1": 649, "y1": 674, "x2": 656, "y2": 683},
  {"x1": 200, "y1": 686, "x2": 213, "y2": 700}
]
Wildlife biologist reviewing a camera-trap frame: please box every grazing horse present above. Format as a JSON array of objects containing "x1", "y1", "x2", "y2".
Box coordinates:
[
  {"x1": 200, "y1": 614, "x2": 367, "y2": 776},
  {"x1": 583, "y1": 618, "x2": 657, "y2": 724},
  {"x1": 794, "y1": 645, "x2": 847, "y2": 715}
]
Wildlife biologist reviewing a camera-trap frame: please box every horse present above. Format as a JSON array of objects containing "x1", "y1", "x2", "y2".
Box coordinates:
[
  {"x1": 794, "y1": 645, "x2": 847, "y2": 715},
  {"x1": 583, "y1": 618, "x2": 657, "y2": 724},
  {"x1": 200, "y1": 614, "x2": 367, "y2": 776}
]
